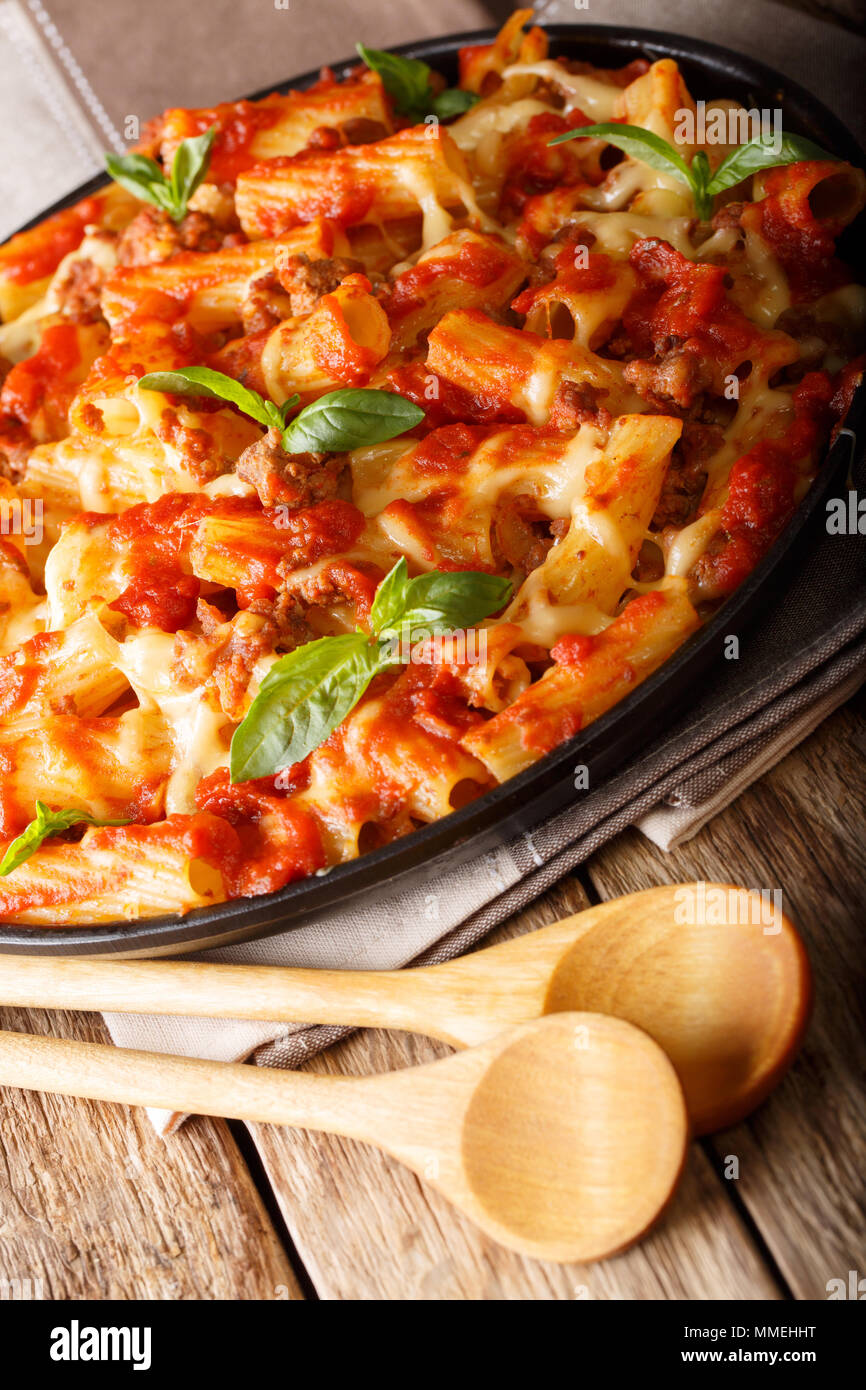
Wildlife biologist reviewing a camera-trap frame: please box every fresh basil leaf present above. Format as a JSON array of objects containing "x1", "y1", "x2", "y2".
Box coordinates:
[
  {"x1": 356, "y1": 42, "x2": 474, "y2": 125},
  {"x1": 104, "y1": 152, "x2": 167, "y2": 203},
  {"x1": 105, "y1": 129, "x2": 215, "y2": 222},
  {"x1": 689, "y1": 149, "x2": 713, "y2": 219},
  {"x1": 279, "y1": 394, "x2": 302, "y2": 424},
  {"x1": 706, "y1": 131, "x2": 838, "y2": 196},
  {"x1": 548, "y1": 121, "x2": 695, "y2": 184},
  {"x1": 393, "y1": 569, "x2": 512, "y2": 634},
  {"x1": 357, "y1": 43, "x2": 432, "y2": 121},
  {"x1": 138, "y1": 366, "x2": 279, "y2": 429},
  {"x1": 691, "y1": 149, "x2": 711, "y2": 185},
  {"x1": 432, "y1": 88, "x2": 480, "y2": 121},
  {"x1": 231, "y1": 562, "x2": 514, "y2": 779},
  {"x1": 368, "y1": 557, "x2": 411, "y2": 636},
  {"x1": 230, "y1": 634, "x2": 383, "y2": 782},
  {"x1": 0, "y1": 801, "x2": 131, "y2": 877},
  {"x1": 169, "y1": 126, "x2": 217, "y2": 219},
  {"x1": 281, "y1": 388, "x2": 424, "y2": 454}
]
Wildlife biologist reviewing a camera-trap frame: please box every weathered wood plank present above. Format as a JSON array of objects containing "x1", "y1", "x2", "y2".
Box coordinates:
[
  {"x1": 0, "y1": 1005, "x2": 303, "y2": 1301},
  {"x1": 585, "y1": 697, "x2": 866, "y2": 1300},
  {"x1": 250, "y1": 879, "x2": 781, "y2": 1300}
]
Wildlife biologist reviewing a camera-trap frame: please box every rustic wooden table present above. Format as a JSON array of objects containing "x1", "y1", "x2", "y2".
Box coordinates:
[{"x1": 1, "y1": 684, "x2": 863, "y2": 1301}]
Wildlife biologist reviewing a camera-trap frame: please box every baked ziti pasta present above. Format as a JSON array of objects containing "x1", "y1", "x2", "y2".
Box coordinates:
[{"x1": 0, "y1": 11, "x2": 863, "y2": 923}]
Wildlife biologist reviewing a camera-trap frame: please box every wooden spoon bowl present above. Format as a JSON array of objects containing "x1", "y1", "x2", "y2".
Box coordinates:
[
  {"x1": 540, "y1": 890, "x2": 811, "y2": 1134},
  {"x1": 456, "y1": 1013, "x2": 688, "y2": 1261}
]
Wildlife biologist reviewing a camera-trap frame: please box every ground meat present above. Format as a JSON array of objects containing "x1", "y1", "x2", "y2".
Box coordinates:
[
  {"x1": 549, "y1": 380, "x2": 612, "y2": 432},
  {"x1": 211, "y1": 616, "x2": 279, "y2": 720},
  {"x1": 598, "y1": 326, "x2": 632, "y2": 360},
  {"x1": 242, "y1": 589, "x2": 312, "y2": 654},
  {"x1": 235, "y1": 427, "x2": 340, "y2": 509},
  {"x1": 52, "y1": 256, "x2": 106, "y2": 323},
  {"x1": 341, "y1": 117, "x2": 388, "y2": 145},
  {"x1": 710, "y1": 201, "x2": 746, "y2": 233},
  {"x1": 276, "y1": 558, "x2": 379, "y2": 627},
  {"x1": 175, "y1": 601, "x2": 308, "y2": 717},
  {"x1": 625, "y1": 348, "x2": 714, "y2": 410},
  {"x1": 240, "y1": 271, "x2": 293, "y2": 334},
  {"x1": 0, "y1": 416, "x2": 32, "y2": 481},
  {"x1": 687, "y1": 531, "x2": 731, "y2": 605},
  {"x1": 651, "y1": 423, "x2": 720, "y2": 530},
  {"x1": 178, "y1": 210, "x2": 237, "y2": 252},
  {"x1": 155, "y1": 408, "x2": 227, "y2": 483},
  {"x1": 492, "y1": 497, "x2": 555, "y2": 576},
  {"x1": 116, "y1": 205, "x2": 240, "y2": 267},
  {"x1": 274, "y1": 252, "x2": 367, "y2": 318}
]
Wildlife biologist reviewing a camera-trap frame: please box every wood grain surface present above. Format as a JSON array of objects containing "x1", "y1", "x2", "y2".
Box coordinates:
[
  {"x1": 0, "y1": 1006, "x2": 302, "y2": 1301},
  {"x1": 0, "y1": 693, "x2": 863, "y2": 1300}
]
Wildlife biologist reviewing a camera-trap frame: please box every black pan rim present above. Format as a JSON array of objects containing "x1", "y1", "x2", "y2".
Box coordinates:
[{"x1": 1, "y1": 21, "x2": 863, "y2": 955}]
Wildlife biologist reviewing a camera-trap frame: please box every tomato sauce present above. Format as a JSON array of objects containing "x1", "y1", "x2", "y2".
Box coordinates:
[
  {"x1": 1, "y1": 323, "x2": 82, "y2": 431},
  {"x1": 747, "y1": 161, "x2": 851, "y2": 304},
  {"x1": 387, "y1": 363, "x2": 524, "y2": 428},
  {"x1": 0, "y1": 196, "x2": 105, "y2": 285},
  {"x1": 512, "y1": 250, "x2": 617, "y2": 316},
  {"x1": 164, "y1": 100, "x2": 284, "y2": 184},
  {"x1": 499, "y1": 109, "x2": 594, "y2": 218},
  {"x1": 194, "y1": 771, "x2": 325, "y2": 896},
  {"x1": 103, "y1": 493, "x2": 206, "y2": 632},
  {"x1": 710, "y1": 370, "x2": 836, "y2": 594},
  {"x1": 387, "y1": 241, "x2": 516, "y2": 324},
  {"x1": 410, "y1": 422, "x2": 490, "y2": 475},
  {"x1": 625, "y1": 237, "x2": 762, "y2": 373}
]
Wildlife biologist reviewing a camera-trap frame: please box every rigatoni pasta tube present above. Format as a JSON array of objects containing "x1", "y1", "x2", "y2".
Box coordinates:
[
  {"x1": 425, "y1": 309, "x2": 640, "y2": 424},
  {"x1": 463, "y1": 584, "x2": 700, "y2": 780}
]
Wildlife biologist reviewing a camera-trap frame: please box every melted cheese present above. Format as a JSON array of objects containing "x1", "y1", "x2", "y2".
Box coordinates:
[
  {"x1": 351, "y1": 424, "x2": 606, "y2": 521},
  {"x1": 514, "y1": 584, "x2": 612, "y2": 646},
  {"x1": 112, "y1": 631, "x2": 231, "y2": 814},
  {"x1": 703, "y1": 381, "x2": 796, "y2": 508},
  {"x1": 571, "y1": 210, "x2": 695, "y2": 259},
  {"x1": 503, "y1": 62, "x2": 622, "y2": 121},
  {"x1": 665, "y1": 511, "x2": 721, "y2": 578},
  {"x1": 742, "y1": 228, "x2": 792, "y2": 327},
  {"x1": 450, "y1": 97, "x2": 550, "y2": 152},
  {"x1": 522, "y1": 360, "x2": 561, "y2": 426},
  {"x1": 580, "y1": 159, "x2": 692, "y2": 214}
]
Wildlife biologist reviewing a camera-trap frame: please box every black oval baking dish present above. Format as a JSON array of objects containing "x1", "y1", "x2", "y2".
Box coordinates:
[{"x1": 1, "y1": 23, "x2": 863, "y2": 956}]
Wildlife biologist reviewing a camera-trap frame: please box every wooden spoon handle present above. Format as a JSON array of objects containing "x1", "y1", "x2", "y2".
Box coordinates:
[
  {"x1": 0, "y1": 1026, "x2": 381, "y2": 1138},
  {"x1": 0, "y1": 952, "x2": 451, "y2": 1035}
]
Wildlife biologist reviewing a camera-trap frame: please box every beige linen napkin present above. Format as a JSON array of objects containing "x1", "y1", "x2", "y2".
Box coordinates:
[{"x1": 1, "y1": 0, "x2": 863, "y2": 1134}]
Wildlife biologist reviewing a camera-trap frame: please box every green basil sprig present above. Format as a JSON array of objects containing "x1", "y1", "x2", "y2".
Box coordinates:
[
  {"x1": 0, "y1": 802, "x2": 132, "y2": 877},
  {"x1": 105, "y1": 127, "x2": 216, "y2": 223},
  {"x1": 138, "y1": 368, "x2": 425, "y2": 453},
  {"x1": 280, "y1": 388, "x2": 425, "y2": 454},
  {"x1": 548, "y1": 122, "x2": 838, "y2": 220},
  {"x1": 230, "y1": 557, "x2": 512, "y2": 782},
  {"x1": 357, "y1": 44, "x2": 478, "y2": 123}
]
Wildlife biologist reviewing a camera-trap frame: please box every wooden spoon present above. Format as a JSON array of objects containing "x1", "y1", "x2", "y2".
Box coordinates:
[
  {"x1": 0, "y1": 1012, "x2": 688, "y2": 1263},
  {"x1": 0, "y1": 883, "x2": 810, "y2": 1134}
]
